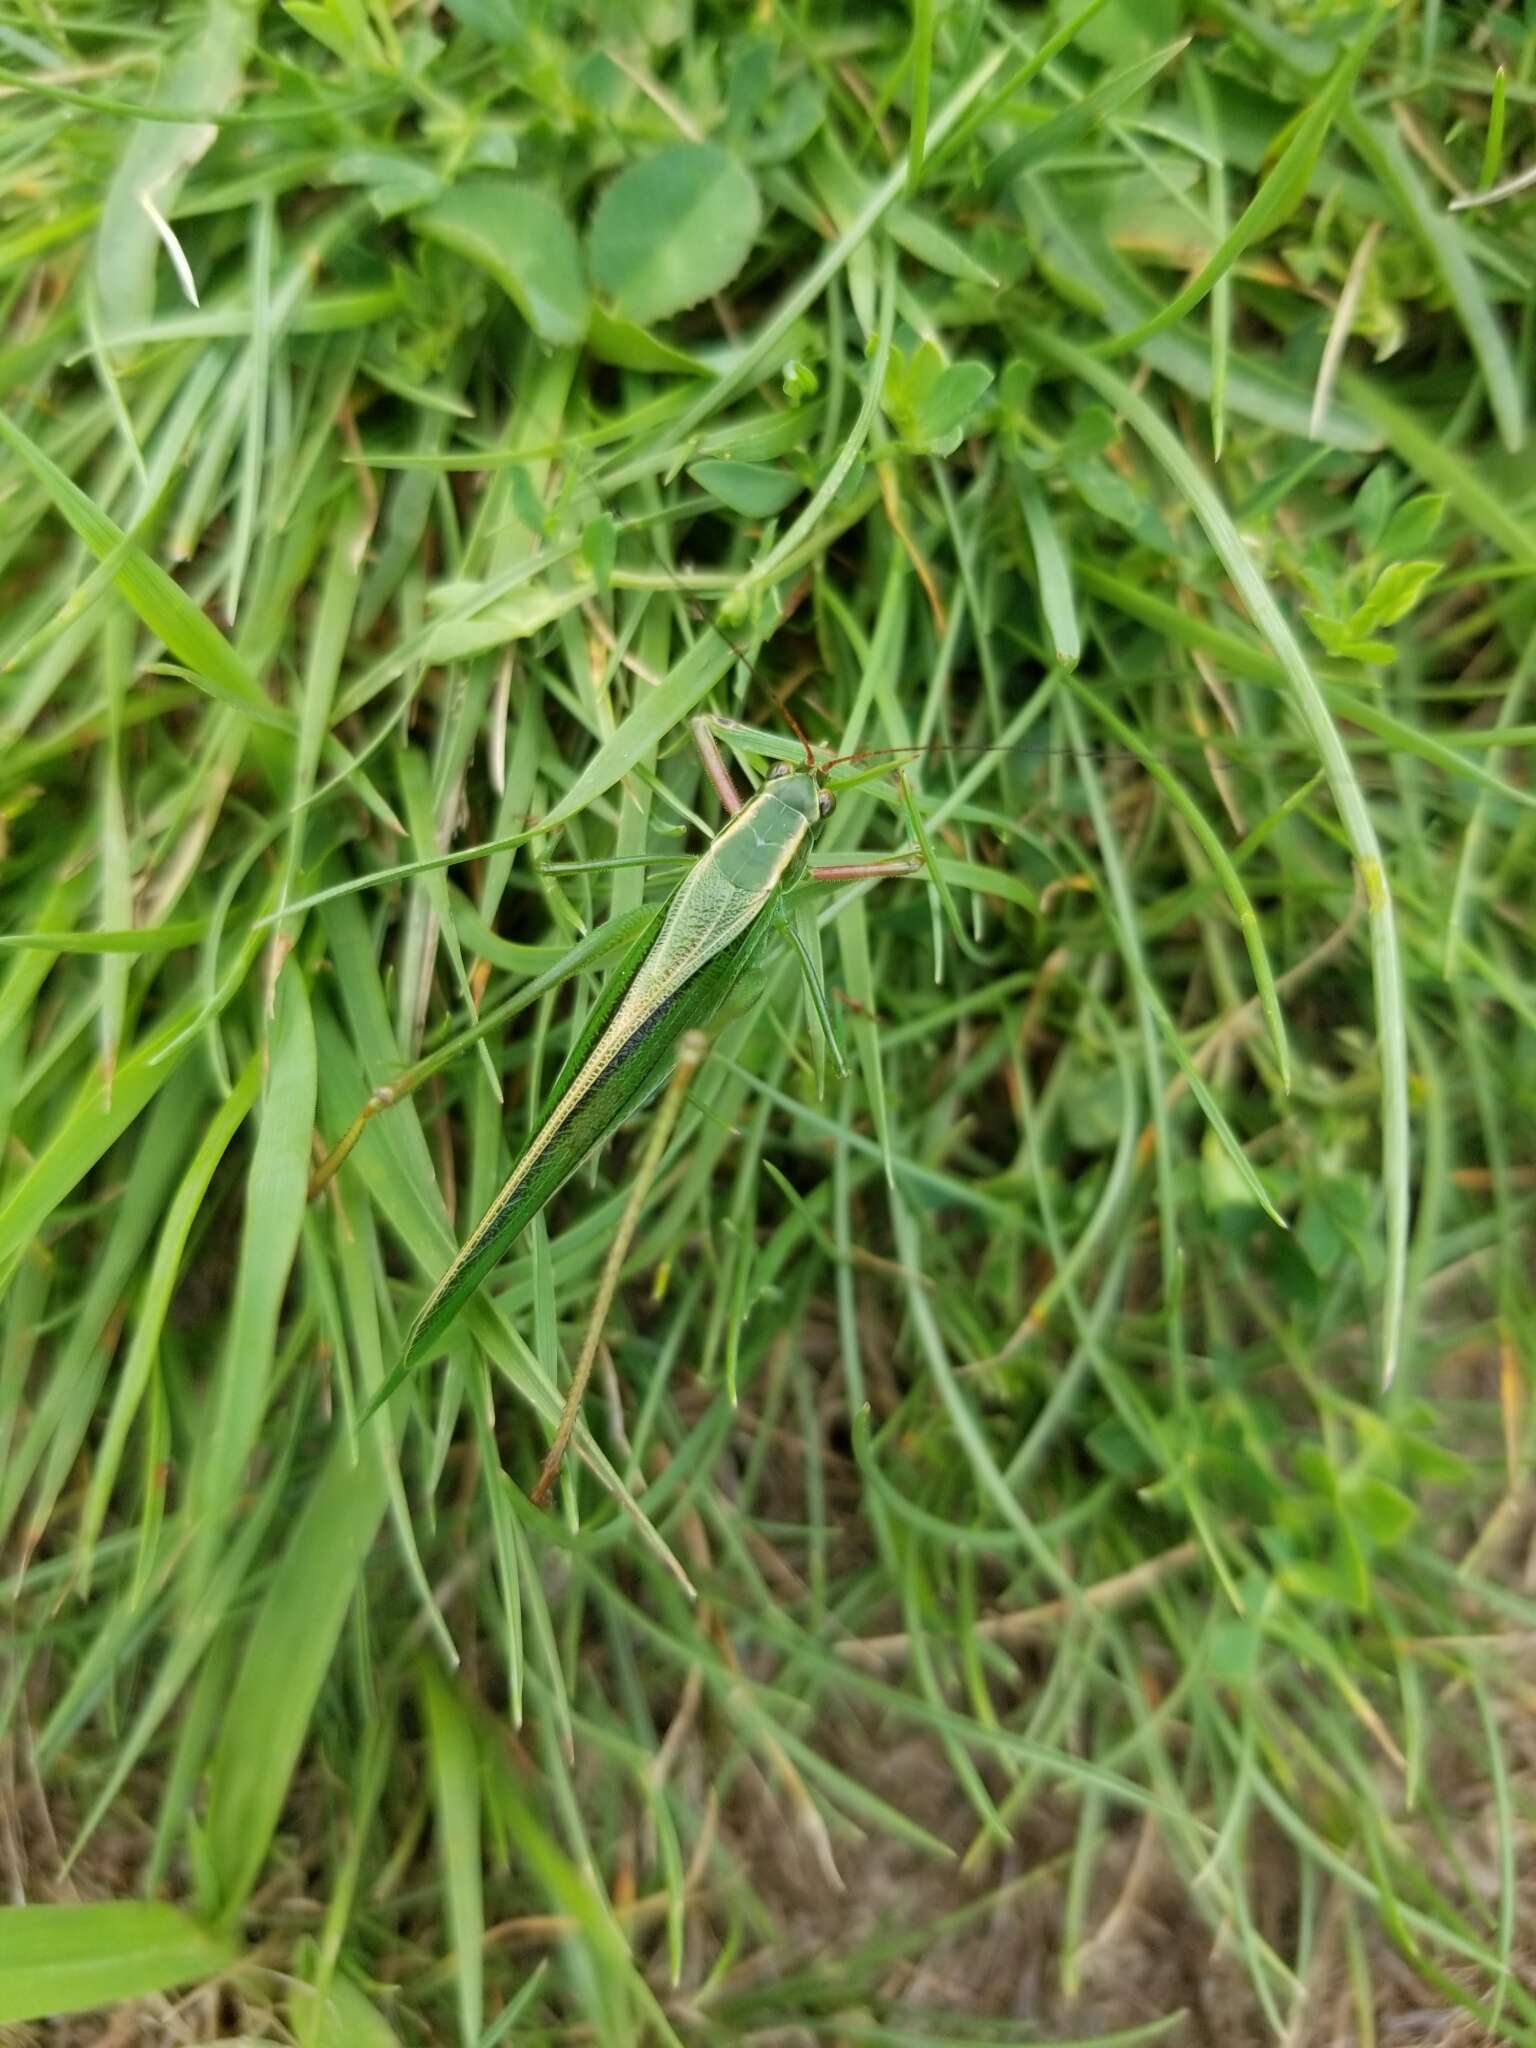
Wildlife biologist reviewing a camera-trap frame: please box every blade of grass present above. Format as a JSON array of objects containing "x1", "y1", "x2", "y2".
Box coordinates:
[
  {"x1": 0, "y1": 407, "x2": 285, "y2": 729},
  {"x1": 1030, "y1": 330, "x2": 1410, "y2": 1385},
  {"x1": 203, "y1": 1431, "x2": 389, "y2": 1923},
  {"x1": 0, "y1": 1902, "x2": 236, "y2": 2025},
  {"x1": 418, "y1": 1662, "x2": 484, "y2": 2048}
]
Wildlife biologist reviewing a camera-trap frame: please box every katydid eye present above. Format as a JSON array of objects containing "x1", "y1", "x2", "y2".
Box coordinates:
[
  {"x1": 767, "y1": 762, "x2": 794, "y2": 781},
  {"x1": 818, "y1": 790, "x2": 836, "y2": 818}
]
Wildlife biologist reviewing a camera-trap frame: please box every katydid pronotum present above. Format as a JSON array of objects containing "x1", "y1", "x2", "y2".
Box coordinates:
[{"x1": 347, "y1": 710, "x2": 926, "y2": 1501}]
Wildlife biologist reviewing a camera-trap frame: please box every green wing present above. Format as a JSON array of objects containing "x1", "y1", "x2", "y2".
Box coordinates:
[{"x1": 393, "y1": 899, "x2": 772, "y2": 1385}]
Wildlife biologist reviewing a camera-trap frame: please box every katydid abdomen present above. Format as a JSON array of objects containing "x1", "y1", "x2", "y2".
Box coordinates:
[{"x1": 399, "y1": 766, "x2": 824, "y2": 1376}]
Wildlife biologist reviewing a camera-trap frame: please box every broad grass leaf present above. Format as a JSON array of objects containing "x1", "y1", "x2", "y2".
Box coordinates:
[
  {"x1": 419, "y1": 1664, "x2": 483, "y2": 2046},
  {"x1": 203, "y1": 1435, "x2": 389, "y2": 1921},
  {"x1": 185, "y1": 958, "x2": 317, "y2": 1599},
  {"x1": 589, "y1": 143, "x2": 761, "y2": 325},
  {"x1": 92, "y1": 0, "x2": 255, "y2": 337},
  {"x1": 1028, "y1": 180, "x2": 1379, "y2": 450},
  {"x1": 416, "y1": 178, "x2": 588, "y2": 345},
  {"x1": 581, "y1": 513, "x2": 616, "y2": 593},
  {"x1": 0, "y1": 1901, "x2": 235, "y2": 2024},
  {"x1": 77, "y1": 1053, "x2": 263, "y2": 1575},
  {"x1": 1343, "y1": 110, "x2": 1525, "y2": 455}
]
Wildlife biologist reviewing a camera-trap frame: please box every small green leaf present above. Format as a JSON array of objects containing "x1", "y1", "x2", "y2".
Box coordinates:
[
  {"x1": 1377, "y1": 491, "x2": 1446, "y2": 560},
  {"x1": 883, "y1": 342, "x2": 993, "y2": 454},
  {"x1": 1291, "y1": 1442, "x2": 1337, "y2": 1497},
  {"x1": 585, "y1": 304, "x2": 710, "y2": 374},
  {"x1": 1352, "y1": 462, "x2": 1397, "y2": 551},
  {"x1": 1063, "y1": 451, "x2": 1143, "y2": 533},
  {"x1": 506, "y1": 465, "x2": 545, "y2": 536},
  {"x1": 687, "y1": 458, "x2": 800, "y2": 517},
  {"x1": 330, "y1": 150, "x2": 446, "y2": 219},
  {"x1": 782, "y1": 357, "x2": 819, "y2": 403},
  {"x1": 724, "y1": 36, "x2": 776, "y2": 137},
  {"x1": 589, "y1": 143, "x2": 761, "y2": 325},
  {"x1": 883, "y1": 338, "x2": 942, "y2": 423},
  {"x1": 1352, "y1": 557, "x2": 1440, "y2": 631},
  {"x1": 913, "y1": 360, "x2": 993, "y2": 451},
  {"x1": 1294, "y1": 1197, "x2": 1347, "y2": 1277},
  {"x1": 290, "y1": 1973, "x2": 403, "y2": 2048},
  {"x1": 748, "y1": 76, "x2": 825, "y2": 165},
  {"x1": 0, "y1": 1902, "x2": 235, "y2": 2024},
  {"x1": 1346, "y1": 1475, "x2": 1418, "y2": 1549},
  {"x1": 1398, "y1": 1433, "x2": 1474, "y2": 1486},
  {"x1": 1085, "y1": 1416, "x2": 1153, "y2": 1481},
  {"x1": 415, "y1": 178, "x2": 588, "y2": 346},
  {"x1": 1301, "y1": 608, "x2": 1394, "y2": 665},
  {"x1": 1280, "y1": 1556, "x2": 1366, "y2": 1612},
  {"x1": 284, "y1": 0, "x2": 382, "y2": 67},
  {"x1": 1060, "y1": 403, "x2": 1119, "y2": 462}
]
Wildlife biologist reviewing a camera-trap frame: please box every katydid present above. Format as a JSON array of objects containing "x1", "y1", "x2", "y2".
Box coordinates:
[{"x1": 364, "y1": 714, "x2": 922, "y2": 1482}]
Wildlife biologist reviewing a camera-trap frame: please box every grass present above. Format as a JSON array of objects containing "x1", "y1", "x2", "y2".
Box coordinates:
[{"x1": 1, "y1": 0, "x2": 1534, "y2": 2040}]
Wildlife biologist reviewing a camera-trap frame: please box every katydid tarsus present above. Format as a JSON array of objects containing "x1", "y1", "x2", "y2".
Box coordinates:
[{"x1": 351, "y1": 709, "x2": 925, "y2": 1496}]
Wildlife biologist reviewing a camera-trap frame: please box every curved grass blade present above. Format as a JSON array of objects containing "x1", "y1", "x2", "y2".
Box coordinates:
[
  {"x1": 1065, "y1": 670, "x2": 1291, "y2": 1094},
  {"x1": 1032, "y1": 332, "x2": 1410, "y2": 1384},
  {"x1": 0, "y1": 408, "x2": 285, "y2": 729}
]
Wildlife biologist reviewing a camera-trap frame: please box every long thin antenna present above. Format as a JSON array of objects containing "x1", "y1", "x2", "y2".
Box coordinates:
[
  {"x1": 643, "y1": 548, "x2": 1391, "y2": 790},
  {"x1": 667, "y1": 559, "x2": 816, "y2": 769}
]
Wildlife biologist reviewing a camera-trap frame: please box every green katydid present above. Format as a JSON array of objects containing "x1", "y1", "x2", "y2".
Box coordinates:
[{"x1": 359, "y1": 709, "x2": 925, "y2": 1497}]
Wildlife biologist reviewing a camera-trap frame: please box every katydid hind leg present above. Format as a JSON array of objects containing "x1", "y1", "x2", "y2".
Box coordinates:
[
  {"x1": 809, "y1": 858, "x2": 924, "y2": 883},
  {"x1": 778, "y1": 898, "x2": 848, "y2": 1086}
]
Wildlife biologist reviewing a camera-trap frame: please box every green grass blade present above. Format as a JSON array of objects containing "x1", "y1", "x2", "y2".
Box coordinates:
[
  {"x1": 0, "y1": 1901, "x2": 236, "y2": 2024},
  {"x1": 1098, "y1": 16, "x2": 1380, "y2": 357},
  {"x1": 184, "y1": 959, "x2": 317, "y2": 1598},
  {"x1": 204, "y1": 1433, "x2": 389, "y2": 1922},
  {"x1": 1031, "y1": 329, "x2": 1409, "y2": 1386},
  {"x1": 419, "y1": 1663, "x2": 484, "y2": 2047},
  {"x1": 1341, "y1": 107, "x2": 1525, "y2": 455},
  {"x1": 0, "y1": 408, "x2": 285, "y2": 728}
]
